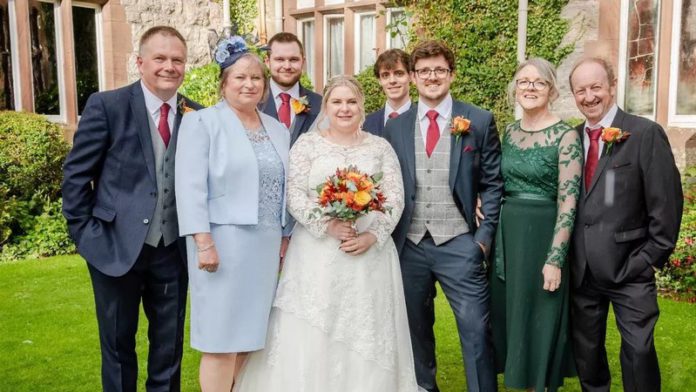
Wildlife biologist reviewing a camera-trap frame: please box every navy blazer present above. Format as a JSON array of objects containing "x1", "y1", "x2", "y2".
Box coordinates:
[
  {"x1": 258, "y1": 84, "x2": 322, "y2": 145},
  {"x1": 62, "y1": 81, "x2": 203, "y2": 277},
  {"x1": 382, "y1": 101, "x2": 503, "y2": 254},
  {"x1": 363, "y1": 108, "x2": 386, "y2": 136},
  {"x1": 571, "y1": 108, "x2": 683, "y2": 288}
]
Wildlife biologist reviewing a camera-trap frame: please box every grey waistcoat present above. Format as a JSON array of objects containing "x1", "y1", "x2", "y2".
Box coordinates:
[
  {"x1": 407, "y1": 118, "x2": 469, "y2": 245},
  {"x1": 144, "y1": 114, "x2": 179, "y2": 247}
]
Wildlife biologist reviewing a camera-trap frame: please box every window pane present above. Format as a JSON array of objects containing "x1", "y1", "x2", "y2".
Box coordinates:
[
  {"x1": 73, "y1": 6, "x2": 99, "y2": 114},
  {"x1": 301, "y1": 20, "x2": 315, "y2": 84},
  {"x1": 624, "y1": 0, "x2": 659, "y2": 116},
  {"x1": 388, "y1": 10, "x2": 409, "y2": 50},
  {"x1": 676, "y1": 0, "x2": 696, "y2": 115},
  {"x1": 0, "y1": 4, "x2": 15, "y2": 110},
  {"x1": 359, "y1": 15, "x2": 375, "y2": 71},
  {"x1": 30, "y1": 1, "x2": 59, "y2": 115},
  {"x1": 327, "y1": 17, "x2": 344, "y2": 79}
]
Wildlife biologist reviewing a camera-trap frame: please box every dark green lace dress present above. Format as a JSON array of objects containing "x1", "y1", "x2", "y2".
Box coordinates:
[{"x1": 490, "y1": 120, "x2": 582, "y2": 391}]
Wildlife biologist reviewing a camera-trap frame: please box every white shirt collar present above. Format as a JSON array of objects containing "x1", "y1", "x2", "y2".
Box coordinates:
[
  {"x1": 385, "y1": 101, "x2": 411, "y2": 115},
  {"x1": 418, "y1": 94, "x2": 453, "y2": 121},
  {"x1": 584, "y1": 103, "x2": 618, "y2": 130},
  {"x1": 141, "y1": 80, "x2": 178, "y2": 117},
  {"x1": 270, "y1": 79, "x2": 301, "y2": 101}
]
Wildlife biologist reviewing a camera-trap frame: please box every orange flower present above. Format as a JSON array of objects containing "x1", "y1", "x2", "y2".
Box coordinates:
[
  {"x1": 354, "y1": 190, "x2": 372, "y2": 207},
  {"x1": 291, "y1": 96, "x2": 311, "y2": 114},
  {"x1": 178, "y1": 98, "x2": 196, "y2": 114},
  {"x1": 601, "y1": 127, "x2": 630, "y2": 154},
  {"x1": 450, "y1": 116, "x2": 471, "y2": 141}
]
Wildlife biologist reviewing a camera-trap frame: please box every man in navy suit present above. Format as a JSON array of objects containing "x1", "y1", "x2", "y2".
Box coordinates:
[
  {"x1": 569, "y1": 57, "x2": 683, "y2": 392},
  {"x1": 259, "y1": 32, "x2": 322, "y2": 145},
  {"x1": 62, "y1": 26, "x2": 202, "y2": 392},
  {"x1": 363, "y1": 49, "x2": 412, "y2": 136},
  {"x1": 382, "y1": 40, "x2": 502, "y2": 392}
]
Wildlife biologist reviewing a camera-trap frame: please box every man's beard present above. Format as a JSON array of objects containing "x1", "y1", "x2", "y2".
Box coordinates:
[{"x1": 272, "y1": 72, "x2": 302, "y2": 88}]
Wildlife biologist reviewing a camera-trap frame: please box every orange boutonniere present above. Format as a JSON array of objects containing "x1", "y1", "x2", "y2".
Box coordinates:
[
  {"x1": 601, "y1": 127, "x2": 630, "y2": 154},
  {"x1": 450, "y1": 116, "x2": 471, "y2": 141},
  {"x1": 178, "y1": 98, "x2": 196, "y2": 114},
  {"x1": 291, "y1": 96, "x2": 311, "y2": 114}
]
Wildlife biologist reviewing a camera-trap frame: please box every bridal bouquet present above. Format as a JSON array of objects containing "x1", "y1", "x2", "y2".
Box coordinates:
[{"x1": 311, "y1": 166, "x2": 390, "y2": 222}]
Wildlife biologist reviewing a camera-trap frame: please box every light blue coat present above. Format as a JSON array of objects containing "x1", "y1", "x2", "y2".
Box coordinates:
[{"x1": 175, "y1": 101, "x2": 291, "y2": 236}]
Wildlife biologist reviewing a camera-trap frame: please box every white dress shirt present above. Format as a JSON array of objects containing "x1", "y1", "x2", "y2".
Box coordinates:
[
  {"x1": 141, "y1": 81, "x2": 177, "y2": 142},
  {"x1": 417, "y1": 94, "x2": 453, "y2": 148},
  {"x1": 583, "y1": 103, "x2": 618, "y2": 162},
  {"x1": 270, "y1": 79, "x2": 301, "y2": 127},
  {"x1": 382, "y1": 101, "x2": 412, "y2": 126}
]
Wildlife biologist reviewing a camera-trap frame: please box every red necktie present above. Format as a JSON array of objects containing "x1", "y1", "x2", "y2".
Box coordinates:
[
  {"x1": 584, "y1": 126, "x2": 603, "y2": 190},
  {"x1": 158, "y1": 103, "x2": 171, "y2": 148},
  {"x1": 425, "y1": 110, "x2": 440, "y2": 157},
  {"x1": 278, "y1": 92, "x2": 291, "y2": 128},
  {"x1": 388, "y1": 111, "x2": 399, "y2": 119}
]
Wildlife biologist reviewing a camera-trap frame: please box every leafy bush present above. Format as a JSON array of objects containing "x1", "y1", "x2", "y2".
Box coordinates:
[
  {"x1": 179, "y1": 63, "x2": 221, "y2": 108},
  {"x1": 354, "y1": 67, "x2": 386, "y2": 114},
  {"x1": 657, "y1": 166, "x2": 696, "y2": 300},
  {"x1": 0, "y1": 111, "x2": 70, "y2": 260}
]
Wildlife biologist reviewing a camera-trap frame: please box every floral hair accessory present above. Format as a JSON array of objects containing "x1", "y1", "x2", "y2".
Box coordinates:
[
  {"x1": 291, "y1": 96, "x2": 311, "y2": 114},
  {"x1": 601, "y1": 127, "x2": 630, "y2": 154},
  {"x1": 450, "y1": 116, "x2": 471, "y2": 141},
  {"x1": 214, "y1": 36, "x2": 249, "y2": 70}
]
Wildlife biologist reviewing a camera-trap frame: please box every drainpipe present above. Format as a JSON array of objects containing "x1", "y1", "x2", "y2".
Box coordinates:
[
  {"x1": 223, "y1": 0, "x2": 232, "y2": 37},
  {"x1": 516, "y1": 0, "x2": 528, "y2": 119}
]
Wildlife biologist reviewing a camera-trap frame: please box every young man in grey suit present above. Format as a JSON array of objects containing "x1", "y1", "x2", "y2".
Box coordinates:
[
  {"x1": 382, "y1": 40, "x2": 503, "y2": 392},
  {"x1": 363, "y1": 48, "x2": 412, "y2": 136},
  {"x1": 259, "y1": 32, "x2": 321, "y2": 145},
  {"x1": 569, "y1": 57, "x2": 683, "y2": 392},
  {"x1": 62, "y1": 26, "x2": 202, "y2": 392}
]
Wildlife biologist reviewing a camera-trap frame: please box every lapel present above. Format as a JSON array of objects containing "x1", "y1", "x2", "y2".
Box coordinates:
[
  {"x1": 584, "y1": 109, "x2": 626, "y2": 198},
  {"x1": 377, "y1": 107, "x2": 386, "y2": 132},
  {"x1": 131, "y1": 82, "x2": 157, "y2": 184},
  {"x1": 448, "y1": 100, "x2": 470, "y2": 190},
  {"x1": 259, "y1": 85, "x2": 278, "y2": 119},
  {"x1": 170, "y1": 94, "x2": 185, "y2": 149},
  {"x1": 400, "y1": 106, "x2": 418, "y2": 190}
]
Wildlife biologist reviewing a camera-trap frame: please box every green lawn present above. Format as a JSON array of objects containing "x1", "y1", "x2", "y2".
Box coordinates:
[{"x1": 1, "y1": 255, "x2": 694, "y2": 391}]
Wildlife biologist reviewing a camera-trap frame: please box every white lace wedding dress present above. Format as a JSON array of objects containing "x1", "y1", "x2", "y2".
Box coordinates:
[{"x1": 234, "y1": 131, "x2": 421, "y2": 392}]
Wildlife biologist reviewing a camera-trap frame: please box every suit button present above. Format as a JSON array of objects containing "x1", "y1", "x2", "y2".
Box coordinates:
[
  {"x1": 164, "y1": 188, "x2": 169, "y2": 193},
  {"x1": 426, "y1": 220, "x2": 431, "y2": 224},
  {"x1": 150, "y1": 192, "x2": 156, "y2": 197},
  {"x1": 143, "y1": 219, "x2": 150, "y2": 224},
  {"x1": 426, "y1": 203, "x2": 431, "y2": 208},
  {"x1": 427, "y1": 169, "x2": 432, "y2": 173},
  {"x1": 411, "y1": 195, "x2": 415, "y2": 201},
  {"x1": 585, "y1": 224, "x2": 590, "y2": 228}
]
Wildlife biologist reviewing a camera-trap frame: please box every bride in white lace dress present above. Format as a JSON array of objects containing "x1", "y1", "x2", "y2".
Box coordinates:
[{"x1": 234, "y1": 76, "x2": 421, "y2": 391}]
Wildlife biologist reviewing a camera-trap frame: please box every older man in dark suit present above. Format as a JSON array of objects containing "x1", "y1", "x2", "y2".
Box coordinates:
[
  {"x1": 259, "y1": 32, "x2": 321, "y2": 145},
  {"x1": 62, "y1": 26, "x2": 202, "y2": 392},
  {"x1": 569, "y1": 57, "x2": 683, "y2": 392}
]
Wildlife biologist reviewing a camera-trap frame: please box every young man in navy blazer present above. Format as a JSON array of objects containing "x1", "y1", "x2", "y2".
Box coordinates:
[
  {"x1": 62, "y1": 26, "x2": 202, "y2": 392},
  {"x1": 382, "y1": 40, "x2": 502, "y2": 392},
  {"x1": 363, "y1": 49, "x2": 412, "y2": 136},
  {"x1": 259, "y1": 32, "x2": 321, "y2": 145}
]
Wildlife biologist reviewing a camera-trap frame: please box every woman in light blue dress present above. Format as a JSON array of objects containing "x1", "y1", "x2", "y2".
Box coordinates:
[{"x1": 175, "y1": 36, "x2": 291, "y2": 391}]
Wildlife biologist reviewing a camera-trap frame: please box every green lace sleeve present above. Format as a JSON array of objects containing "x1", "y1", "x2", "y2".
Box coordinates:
[{"x1": 545, "y1": 127, "x2": 582, "y2": 267}]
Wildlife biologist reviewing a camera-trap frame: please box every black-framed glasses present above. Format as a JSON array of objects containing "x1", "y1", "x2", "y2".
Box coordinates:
[
  {"x1": 516, "y1": 79, "x2": 549, "y2": 90},
  {"x1": 415, "y1": 67, "x2": 451, "y2": 79}
]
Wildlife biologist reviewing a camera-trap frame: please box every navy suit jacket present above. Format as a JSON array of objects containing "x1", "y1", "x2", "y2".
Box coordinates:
[
  {"x1": 382, "y1": 101, "x2": 504, "y2": 254},
  {"x1": 259, "y1": 84, "x2": 322, "y2": 145},
  {"x1": 62, "y1": 81, "x2": 203, "y2": 277},
  {"x1": 571, "y1": 108, "x2": 683, "y2": 288},
  {"x1": 363, "y1": 108, "x2": 386, "y2": 136}
]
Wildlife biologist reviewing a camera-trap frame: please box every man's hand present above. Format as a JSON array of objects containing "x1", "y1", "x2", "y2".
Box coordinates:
[{"x1": 279, "y1": 236, "x2": 290, "y2": 272}]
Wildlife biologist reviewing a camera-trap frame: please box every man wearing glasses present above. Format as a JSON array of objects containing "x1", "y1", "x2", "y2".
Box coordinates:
[
  {"x1": 383, "y1": 40, "x2": 503, "y2": 392},
  {"x1": 363, "y1": 49, "x2": 412, "y2": 136}
]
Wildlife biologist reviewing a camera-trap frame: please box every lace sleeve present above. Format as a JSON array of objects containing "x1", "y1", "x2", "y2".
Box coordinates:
[
  {"x1": 287, "y1": 134, "x2": 330, "y2": 238},
  {"x1": 366, "y1": 139, "x2": 405, "y2": 248},
  {"x1": 545, "y1": 128, "x2": 583, "y2": 267}
]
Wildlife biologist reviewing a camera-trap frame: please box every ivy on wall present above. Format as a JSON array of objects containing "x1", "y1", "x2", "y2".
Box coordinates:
[{"x1": 371, "y1": 0, "x2": 574, "y2": 126}]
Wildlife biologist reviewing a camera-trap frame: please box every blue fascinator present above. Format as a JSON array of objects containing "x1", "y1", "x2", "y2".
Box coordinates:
[{"x1": 215, "y1": 36, "x2": 249, "y2": 70}]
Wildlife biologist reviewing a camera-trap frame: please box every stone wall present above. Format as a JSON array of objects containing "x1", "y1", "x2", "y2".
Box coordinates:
[{"x1": 120, "y1": 0, "x2": 223, "y2": 81}]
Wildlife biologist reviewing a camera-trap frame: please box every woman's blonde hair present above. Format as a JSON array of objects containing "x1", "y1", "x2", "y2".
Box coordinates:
[
  {"x1": 506, "y1": 57, "x2": 560, "y2": 107},
  {"x1": 314, "y1": 75, "x2": 366, "y2": 132}
]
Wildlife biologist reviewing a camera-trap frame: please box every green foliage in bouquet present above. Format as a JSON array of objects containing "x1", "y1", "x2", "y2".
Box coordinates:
[
  {"x1": 0, "y1": 111, "x2": 72, "y2": 261},
  {"x1": 656, "y1": 166, "x2": 696, "y2": 300}
]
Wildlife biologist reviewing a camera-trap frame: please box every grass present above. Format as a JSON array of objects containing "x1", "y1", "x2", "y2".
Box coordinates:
[{"x1": 1, "y1": 255, "x2": 694, "y2": 391}]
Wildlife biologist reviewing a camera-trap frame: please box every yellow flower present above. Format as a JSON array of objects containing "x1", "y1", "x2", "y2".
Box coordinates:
[
  {"x1": 291, "y1": 96, "x2": 311, "y2": 114},
  {"x1": 450, "y1": 116, "x2": 471, "y2": 141},
  {"x1": 354, "y1": 190, "x2": 372, "y2": 207}
]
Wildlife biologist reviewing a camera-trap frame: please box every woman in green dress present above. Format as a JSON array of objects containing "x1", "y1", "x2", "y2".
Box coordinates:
[{"x1": 490, "y1": 58, "x2": 582, "y2": 391}]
